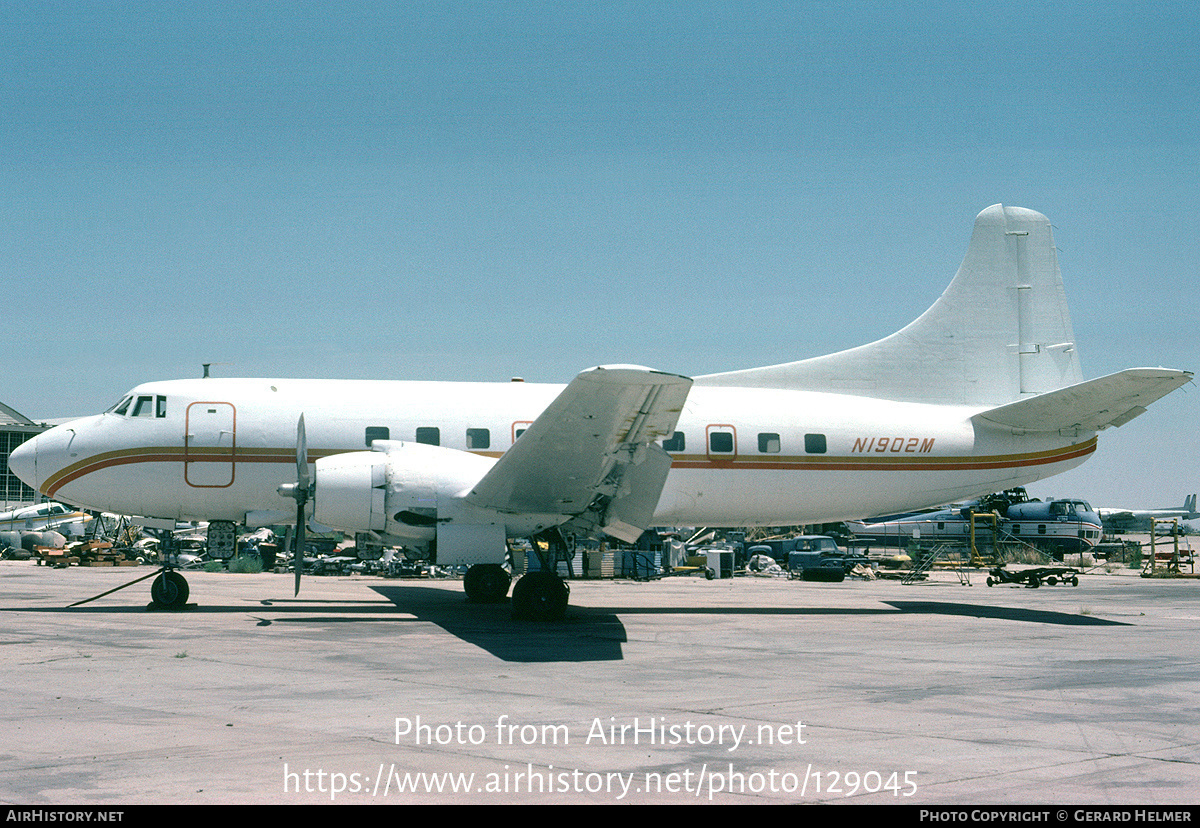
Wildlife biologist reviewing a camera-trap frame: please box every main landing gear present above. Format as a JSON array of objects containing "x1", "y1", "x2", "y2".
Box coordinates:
[
  {"x1": 511, "y1": 528, "x2": 571, "y2": 621},
  {"x1": 510, "y1": 570, "x2": 569, "y2": 622},
  {"x1": 463, "y1": 563, "x2": 511, "y2": 604},
  {"x1": 460, "y1": 529, "x2": 572, "y2": 621}
]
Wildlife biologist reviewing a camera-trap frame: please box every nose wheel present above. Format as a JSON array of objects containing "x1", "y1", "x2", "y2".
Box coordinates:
[{"x1": 150, "y1": 570, "x2": 190, "y2": 609}]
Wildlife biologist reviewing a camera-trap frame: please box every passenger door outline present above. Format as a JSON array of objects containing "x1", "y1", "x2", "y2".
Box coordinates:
[{"x1": 185, "y1": 402, "x2": 236, "y2": 488}]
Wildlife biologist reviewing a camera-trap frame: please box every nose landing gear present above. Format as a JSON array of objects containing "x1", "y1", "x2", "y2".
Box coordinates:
[
  {"x1": 66, "y1": 566, "x2": 194, "y2": 610},
  {"x1": 149, "y1": 570, "x2": 191, "y2": 608}
]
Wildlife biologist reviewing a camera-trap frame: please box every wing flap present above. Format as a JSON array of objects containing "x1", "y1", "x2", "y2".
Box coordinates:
[
  {"x1": 466, "y1": 365, "x2": 692, "y2": 538},
  {"x1": 974, "y1": 368, "x2": 1192, "y2": 433}
]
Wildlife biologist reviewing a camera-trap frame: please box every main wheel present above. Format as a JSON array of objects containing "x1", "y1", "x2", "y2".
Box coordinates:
[
  {"x1": 511, "y1": 571, "x2": 569, "y2": 621},
  {"x1": 464, "y1": 564, "x2": 511, "y2": 603},
  {"x1": 150, "y1": 571, "x2": 189, "y2": 608}
]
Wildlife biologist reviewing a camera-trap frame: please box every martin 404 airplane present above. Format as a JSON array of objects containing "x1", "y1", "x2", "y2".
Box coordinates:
[{"x1": 9, "y1": 205, "x2": 1192, "y2": 619}]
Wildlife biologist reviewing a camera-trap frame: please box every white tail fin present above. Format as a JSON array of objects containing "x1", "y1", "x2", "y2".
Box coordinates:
[{"x1": 696, "y1": 205, "x2": 1084, "y2": 405}]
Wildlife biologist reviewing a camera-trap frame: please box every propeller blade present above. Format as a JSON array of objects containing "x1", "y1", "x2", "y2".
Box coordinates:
[
  {"x1": 292, "y1": 413, "x2": 309, "y2": 597},
  {"x1": 296, "y1": 413, "x2": 309, "y2": 493},
  {"x1": 294, "y1": 500, "x2": 305, "y2": 597}
]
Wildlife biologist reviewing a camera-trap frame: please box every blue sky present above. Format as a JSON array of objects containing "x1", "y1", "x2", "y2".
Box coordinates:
[{"x1": 2, "y1": 1, "x2": 1197, "y2": 508}]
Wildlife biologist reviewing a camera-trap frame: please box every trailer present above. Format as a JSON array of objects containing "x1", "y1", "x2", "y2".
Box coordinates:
[{"x1": 986, "y1": 566, "x2": 1080, "y2": 588}]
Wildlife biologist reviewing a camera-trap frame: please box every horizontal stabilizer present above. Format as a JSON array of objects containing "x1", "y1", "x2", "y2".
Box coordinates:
[{"x1": 974, "y1": 368, "x2": 1192, "y2": 433}]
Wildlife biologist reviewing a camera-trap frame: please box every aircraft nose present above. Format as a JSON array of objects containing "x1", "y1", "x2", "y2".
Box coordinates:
[{"x1": 8, "y1": 437, "x2": 38, "y2": 493}]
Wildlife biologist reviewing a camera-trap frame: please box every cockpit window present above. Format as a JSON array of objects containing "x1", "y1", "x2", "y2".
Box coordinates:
[{"x1": 109, "y1": 394, "x2": 166, "y2": 418}]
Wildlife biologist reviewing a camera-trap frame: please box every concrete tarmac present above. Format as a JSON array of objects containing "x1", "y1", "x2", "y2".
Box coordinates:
[{"x1": 1, "y1": 560, "x2": 1197, "y2": 805}]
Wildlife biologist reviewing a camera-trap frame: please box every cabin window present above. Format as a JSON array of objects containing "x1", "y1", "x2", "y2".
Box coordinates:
[
  {"x1": 515, "y1": 428, "x2": 526, "y2": 439},
  {"x1": 415, "y1": 427, "x2": 440, "y2": 446},
  {"x1": 365, "y1": 426, "x2": 389, "y2": 447},
  {"x1": 805, "y1": 433, "x2": 827, "y2": 454},
  {"x1": 156, "y1": 396, "x2": 167, "y2": 418},
  {"x1": 466, "y1": 428, "x2": 490, "y2": 450},
  {"x1": 758, "y1": 433, "x2": 781, "y2": 453},
  {"x1": 710, "y1": 432, "x2": 734, "y2": 453},
  {"x1": 1038, "y1": 524, "x2": 1047, "y2": 535},
  {"x1": 662, "y1": 432, "x2": 685, "y2": 452}
]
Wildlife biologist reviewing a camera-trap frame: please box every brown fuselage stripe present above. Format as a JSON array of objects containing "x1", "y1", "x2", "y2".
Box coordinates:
[
  {"x1": 43, "y1": 437, "x2": 1098, "y2": 498},
  {"x1": 671, "y1": 438, "x2": 1097, "y2": 471}
]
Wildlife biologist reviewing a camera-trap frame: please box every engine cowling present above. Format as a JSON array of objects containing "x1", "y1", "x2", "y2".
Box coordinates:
[{"x1": 311, "y1": 441, "x2": 496, "y2": 543}]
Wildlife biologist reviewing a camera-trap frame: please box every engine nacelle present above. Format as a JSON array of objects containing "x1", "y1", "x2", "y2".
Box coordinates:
[
  {"x1": 310, "y1": 451, "x2": 388, "y2": 534},
  {"x1": 311, "y1": 441, "x2": 496, "y2": 543}
]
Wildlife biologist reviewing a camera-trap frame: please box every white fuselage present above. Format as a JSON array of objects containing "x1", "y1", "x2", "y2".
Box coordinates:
[{"x1": 13, "y1": 376, "x2": 1097, "y2": 535}]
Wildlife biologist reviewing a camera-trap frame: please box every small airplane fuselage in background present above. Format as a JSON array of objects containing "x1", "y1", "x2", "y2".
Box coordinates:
[{"x1": 0, "y1": 500, "x2": 90, "y2": 534}]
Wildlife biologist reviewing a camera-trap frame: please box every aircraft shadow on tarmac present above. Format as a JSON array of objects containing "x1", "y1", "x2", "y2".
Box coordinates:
[
  {"x1": 882, "y1": 601, "x2": 1128, "y2": 626},
  {"x1": 264, "y1": 587, "x2": 1129, "y2": 666},
  {"x1": 20, "y1": 582, "x2": 1126, "y2": 663},
  {"x1": 368, "y1": 585, "x2": 629, "y2": 662},
  {"x1": 161, "y1": 584, "x2": 632, "y2": 663}
]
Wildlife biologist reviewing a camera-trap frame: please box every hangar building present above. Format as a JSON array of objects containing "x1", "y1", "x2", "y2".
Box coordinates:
[{"x1": 0, "y1": 402, "x2": 51, "y2": 509}]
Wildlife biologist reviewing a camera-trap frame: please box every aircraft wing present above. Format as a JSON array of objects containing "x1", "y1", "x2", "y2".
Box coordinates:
[
  {"x1": 974, "y1": 368, "x2": 1192, "y2": 433},
  {"x1": 465, "y1": 365, "x2": 692, "y2": 542}
]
